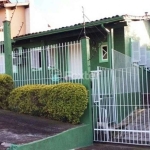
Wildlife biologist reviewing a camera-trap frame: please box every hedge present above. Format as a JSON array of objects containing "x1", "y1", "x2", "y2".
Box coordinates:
[
  {"x1": 7, "y1": 83, "x2": 88, "y2": 124},
  {"x1": 7, "y1": 84, "x2": 46, "y2": 115},
  {"x1": 0, "y1": 74, "x2": 14, "y2": 108}
]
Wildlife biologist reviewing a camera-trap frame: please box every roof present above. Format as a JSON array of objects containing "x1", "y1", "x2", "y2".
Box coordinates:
[{"x1": 14, "y1": 14, "x2": 150, "y2": 41}]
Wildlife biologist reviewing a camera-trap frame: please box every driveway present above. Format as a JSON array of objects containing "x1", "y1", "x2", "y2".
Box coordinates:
[{"x1": 0, "y1": 110, "x2": 76, "y2": 150}]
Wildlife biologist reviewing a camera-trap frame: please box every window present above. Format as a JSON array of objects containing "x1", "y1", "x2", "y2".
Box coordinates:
[
  {"x1": 99, "y1": 44, "x2": 108, "y2": 62},
  {"x1": 68, "y1": 43, "x2": 83, "y2": 79},
  {"x1": 31, "y1": 49, "x2": 42, "y2": 70},
  {"x1": 47, "y1": 47, "x2": 56, "y2": 69},
  {"x1": 46, "y1": 46, "x2": 61, "y2": 82}
]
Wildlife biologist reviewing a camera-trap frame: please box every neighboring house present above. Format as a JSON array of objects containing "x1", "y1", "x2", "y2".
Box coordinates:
[{"x1": 0, "y1": 0, "x2": 50, "y2": 40}]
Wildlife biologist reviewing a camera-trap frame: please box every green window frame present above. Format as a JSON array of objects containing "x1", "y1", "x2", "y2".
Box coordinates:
[{"x1": 99, "y1": 43, "x2": 108, "y2": 63}]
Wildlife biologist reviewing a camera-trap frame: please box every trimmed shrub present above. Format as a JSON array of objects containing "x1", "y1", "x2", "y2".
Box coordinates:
[
  {"x1": 7, "y1": 84, "x2": 46, "y2": 115},
  {"x1": 42, "y1": 83, "x2": 88, "y2": 124},
  {"x1": 0, "y1": 74, "x2": 14, "y2": 108},
  {"x1": 7, "y1": 83, "x2": 88, "y2": 124}
]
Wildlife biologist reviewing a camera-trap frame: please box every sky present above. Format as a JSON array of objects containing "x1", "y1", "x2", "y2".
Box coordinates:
[{"x1": 10, "y1": 0, "x2": 150, "y2": 29}]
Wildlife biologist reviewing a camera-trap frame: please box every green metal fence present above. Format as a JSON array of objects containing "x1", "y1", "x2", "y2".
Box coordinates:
[{"x1": 12, "y1": 41, "x2": 83, "y2": 87}]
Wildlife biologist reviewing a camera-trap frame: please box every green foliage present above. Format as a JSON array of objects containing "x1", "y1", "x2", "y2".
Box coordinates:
[
  {"x1": 0, "y1": 74, "x2": 14, "y2": 108},
  {"x1": 7, "y1": 83, "x2": 88, "y2": 124},
  {"x1": 7, "y1": 84, "x2": 46, "y2": 115}
]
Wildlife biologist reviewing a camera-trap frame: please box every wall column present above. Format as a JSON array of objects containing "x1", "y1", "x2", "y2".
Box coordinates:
[
  {"x1": 3, "y1": 20, "x2": 13, "y2": 77},
  {"x1": 80, "y1": 36, "x2": 93, "y2": 144}
]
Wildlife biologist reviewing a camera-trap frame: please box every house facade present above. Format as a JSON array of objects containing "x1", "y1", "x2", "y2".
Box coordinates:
[
  {"x1": 1, "y1": 14, "x2": 150, "y2": 146},
  {"x1": 12, "y1": 14, "x2": 150, "y2": 73}
]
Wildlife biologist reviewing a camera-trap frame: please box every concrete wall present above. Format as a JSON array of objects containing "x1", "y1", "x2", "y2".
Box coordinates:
[
  {"x1": 0, "y1": 6, "x2": 26, "y2": 39},
  {"x1": 0, "y1": 9, "x2": 6, "y2": 27},
  {"x1": 11, "y1": 7, "x2": 26, "y2": 37}
]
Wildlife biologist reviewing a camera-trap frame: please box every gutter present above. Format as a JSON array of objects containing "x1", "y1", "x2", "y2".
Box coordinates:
[{"x1": 101, "y1": 24, "x2": 114, "y2": 69}]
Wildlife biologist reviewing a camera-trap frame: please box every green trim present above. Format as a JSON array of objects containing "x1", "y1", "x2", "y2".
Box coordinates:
[
  {"x1": 14, "y1": 16, "x2": 124, "y2": 41},
  {"x1": 99, "y1": 43, "x2": 108, "y2": 63},
  {"x1": 8, "y1": 124, "x2": 93, "y2": 150}
]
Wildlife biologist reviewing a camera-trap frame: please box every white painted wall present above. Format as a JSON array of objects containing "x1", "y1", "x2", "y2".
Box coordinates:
[
  {"x1": 25, "y1": 0, "x2": 50, "y2": 34},
  {"x1": 25, "y1": 0, "x2": 30, "y2": 34}
]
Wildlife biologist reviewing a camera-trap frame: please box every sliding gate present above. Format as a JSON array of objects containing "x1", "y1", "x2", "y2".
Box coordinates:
[{"x1": 91, "y1": 66, "x2": 150, "y2": 145}]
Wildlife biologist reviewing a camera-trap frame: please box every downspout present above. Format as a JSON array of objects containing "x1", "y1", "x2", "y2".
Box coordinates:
[{"x1": 101, "y1": 24, "x2": 114, "y2": 69}]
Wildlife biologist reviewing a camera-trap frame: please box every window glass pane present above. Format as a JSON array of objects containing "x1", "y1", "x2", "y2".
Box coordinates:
[
  {"x1": 103, "y1": 53, "x2": 108, "y2": 59},
  {"x1": 47, "y1": 48, "x2": 55, "y2": 68},
  {"x1": 68, "y1": 43, "x2": 82, "y2": 79},
  {"x1": 102, "y1": 45, "x2": 108, "y2": 60},
  {"x1": 31, "y1": 49, "x2": 41, "y2": 69},
  {"x1": 39, "y1": 52, "x2": 42, "y2": 68}
]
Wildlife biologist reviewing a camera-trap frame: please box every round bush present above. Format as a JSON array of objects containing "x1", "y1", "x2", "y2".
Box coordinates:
[{"x1": 43, "y1": 83, "x2": 88, "y2": 124}]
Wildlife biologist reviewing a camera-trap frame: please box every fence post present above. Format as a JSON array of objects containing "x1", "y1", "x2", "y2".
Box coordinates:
[
  {"x1": 81, "y1": 36, "x2": 93, "y2": 143},
  {"x1": 3, "y1": 20, "x2": 13, "y2": 77}
]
